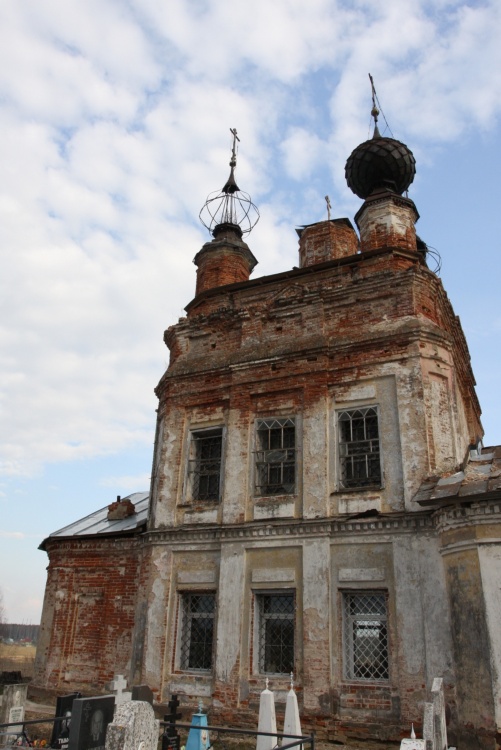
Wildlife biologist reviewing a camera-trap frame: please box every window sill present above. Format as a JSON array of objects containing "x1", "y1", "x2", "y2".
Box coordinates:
[
  {"x1": 333, "y1": 485, "x2": 383, "y2": 494},
  {"x1": 254, "y1": 493, "x2": 297, "y2": 503},
  {"x1": 342, "y1": 678, "x2": 390, "y2": 685},
  {"x1": 174, "y1": 668, "x2": 213, "y2": 675}
]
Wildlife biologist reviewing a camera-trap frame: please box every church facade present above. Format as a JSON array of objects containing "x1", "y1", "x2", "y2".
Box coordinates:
[{"x1": 34, "y1": 124, "x2": 501, "y2": 750}]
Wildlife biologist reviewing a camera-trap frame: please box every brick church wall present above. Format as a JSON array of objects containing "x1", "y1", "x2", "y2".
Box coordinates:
[{"x1": 34, "y1": 536, "x2": 142, "y2": 694}]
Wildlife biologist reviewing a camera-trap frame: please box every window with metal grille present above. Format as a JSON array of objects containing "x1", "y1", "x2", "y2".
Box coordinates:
[
  {"x1": 255, "y1": 418, "x2": 296, "y2": 496},
  {"x1": 338, "y1": 407, "x2": 381, "y2": 489},
  {"x1": 258, "y1": 593, "x2": 295, "y2": 674},
  {"x1": 188, "y1": 428, "x2": 223, "y2": 501},
  {"x1": 180, "y1": 593, "x2": 215, "y2": 671},
  {"x1": 343, "y1": 592, "x2": 389, "y2": 681}
]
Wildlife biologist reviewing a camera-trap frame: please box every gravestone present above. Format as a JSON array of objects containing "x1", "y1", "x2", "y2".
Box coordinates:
[
  {"x1": 131, "y1": 685, "x2": 154, "y2": 706},
  {"x1": 68, "y1": 695, "x2": 115, "y2": 750},
  {"x1": 162, "y1": 694, "x2": 182, "y2": 750},
  {"x1": 111, "y1": 675, "x2": 132, "y2": 706},
  {"x1": 423, "y1": 702, "x2": 435, "y2": 750},
  {"x1": 400, "y1": 724, "x2": 425, "y2": 750},
  {"x1": 256, "y1": 680, "x2": 278, "y2": 750},
  {"x1": 186, "y1": 702, "x2": 210, "y2": 750},
  {"x1": 0, "y1": 684, "x2": 28, "y2": 742},
  {"x1": 105, "y1": 700, "x2": 158, "y2": 750},
  {"x1": 431, "y1": 677, "x2": 448, "y2": 750},
  {"x1": 283, "y1": 676, "x2": 302, "y2": 750},
  {"x1": 51, "y1": 692, "x2": 82, "y2": 750}
]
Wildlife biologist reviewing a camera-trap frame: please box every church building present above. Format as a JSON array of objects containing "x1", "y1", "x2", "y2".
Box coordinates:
[{"x1": 34, "y1": 111, "x2": 501, "y2": 750}]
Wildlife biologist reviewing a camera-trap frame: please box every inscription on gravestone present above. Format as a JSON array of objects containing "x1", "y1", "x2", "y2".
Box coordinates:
[
  {"x1": 68, "y1": 695, "x2": 115, "y2": 750},
  {"x1": 0, "y1": 684, "x2": 28, "y2": 725},
  {"x1": 8, "y1": 705, "x2": 25, "y2": 740},
  {"x1": 1, "y1": 684, "x2": 28, "y2": 743},
  {"x1": 51, "y1": 692, "x2": 82, "y2": 750}
]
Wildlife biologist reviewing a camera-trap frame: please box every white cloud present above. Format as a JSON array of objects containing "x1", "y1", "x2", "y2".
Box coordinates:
[
  {"x1": 0, "y1": 530, "x2": 40, "y2": 539},
  {"x1": 100, "y1": 474, "x2": 151, "y2": 491},
  {"x1": 1, "y1": 0, "x2": 501, "y2": 485}
]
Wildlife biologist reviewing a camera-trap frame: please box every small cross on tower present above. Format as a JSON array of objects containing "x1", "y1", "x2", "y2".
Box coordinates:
[
  {"x1": 325, "y1": 195, "x2": 332, "y2": 221},
  {"x1": 229, "y1": 127, "x2": 240, "y2": 167}
]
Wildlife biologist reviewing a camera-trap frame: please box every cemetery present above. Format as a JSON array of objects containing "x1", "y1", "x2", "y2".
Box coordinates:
[{"x1": 0, "y1": 673, "x2": 452, "y2": 750}]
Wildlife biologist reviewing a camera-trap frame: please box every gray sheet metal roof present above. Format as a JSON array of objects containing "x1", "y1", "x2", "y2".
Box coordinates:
[
  {"x1": 40, "y1": 492, "x2": 149, "y2": 548},
  {"x1": 414, "y1": 446, "x2": 501, "y2": 507}
]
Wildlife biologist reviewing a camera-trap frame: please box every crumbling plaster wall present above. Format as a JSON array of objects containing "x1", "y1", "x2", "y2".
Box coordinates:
[
  {"x1": 478, "y1": 541, "x2": 501, "y2": 729},
  {"x1": 140, "y1": 244, "x2": 483, "y2": 739},
  {"x1": 437, "y1": 504, "x2": 501, "y2": 748},
  {"x1": 138, "y1": 521, "x2": 453, "y2": 736},
  {"x1": 153, "y1": 250, "x2": 479, "y2": 533}
]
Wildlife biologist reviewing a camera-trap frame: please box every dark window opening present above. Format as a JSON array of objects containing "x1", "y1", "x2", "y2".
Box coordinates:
[
  {"x1": 255, "y1": 418, "x2": 296, "y2": 496},
  {"x1": 258, "y1": 593, "x2": 295, "y2": 674},
  {"x1": 338, "y1": 407, "x2": 381, "y2": 488},
  {"x1": 343, "y1": 592, "x2": 389, "y2": 681},
  {"x1": 180, "y1": 593, "x2": 215, "y2": 671},
  {"x1": 188, "y1": 428, "x2": 223, "y2": 501}
]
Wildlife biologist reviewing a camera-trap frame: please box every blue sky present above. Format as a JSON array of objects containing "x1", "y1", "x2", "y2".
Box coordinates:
[{"x1": 1, "y1": 0, "x2": 500, "y2": 622}]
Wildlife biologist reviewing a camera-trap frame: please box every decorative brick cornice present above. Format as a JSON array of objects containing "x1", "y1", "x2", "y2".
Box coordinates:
[
  {"x1": 43, "y1": 535, "x2": 144, "y2": 555},
  {"x1": 433, "y1": 499, "x2": 501, "y2": 534},
  {"x1": 143, "y1": 512, "x2": 434, "y2": 547}
]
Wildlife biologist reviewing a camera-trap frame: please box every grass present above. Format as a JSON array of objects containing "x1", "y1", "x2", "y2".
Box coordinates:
[{"x1": 0, "y1": 643, "x2": 37, "y2": 680}]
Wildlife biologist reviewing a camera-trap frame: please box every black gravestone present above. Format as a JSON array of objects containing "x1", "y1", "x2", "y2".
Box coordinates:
[
  {"x1": 51, "y1": 692, "x2": 81, "y2": 749},
  {"x1": 131, "y1": 685, "x2": 154, "y2": 706},
  {"x1": 68, "y1": 696, "x2": 115, "y2": 750}
]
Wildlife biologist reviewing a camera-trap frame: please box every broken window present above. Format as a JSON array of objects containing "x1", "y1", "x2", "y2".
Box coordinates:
[
  {"x1": 343, "y1": 592, "x2": 389, "y2": 681},
  {"x1": 187, "y1": 427, "x2": 223, "y2": 501},
  {"x1": 257, "y1": 592, "x2": 295, "y2": 674},
  {"x1": 338, "y1": 407, "x2": 381, "y2": 489},
  {"x1": 180, "y1": 593, "x2": 215, "y2": 671},
  {"x1": 255, "y1": 417, "x2": 296, "y2": 496}
]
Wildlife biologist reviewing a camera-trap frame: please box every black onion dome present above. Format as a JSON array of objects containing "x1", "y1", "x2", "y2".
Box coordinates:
[{"x1": 345, "y1": 135, "x2": 416, "y2": 199}]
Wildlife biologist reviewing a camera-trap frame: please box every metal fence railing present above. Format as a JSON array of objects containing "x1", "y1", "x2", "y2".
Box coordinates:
[
  {"x1": 1, "y1": 708, "x2": 314, "y2": 750},
  {"x1": 160, "y1": 720, "x2": 313, "y2": 750}
]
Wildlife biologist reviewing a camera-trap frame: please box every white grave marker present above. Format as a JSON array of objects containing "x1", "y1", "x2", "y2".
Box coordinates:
[
  {"x1": 111, "y1": 674, "x2": 132, "y2": 706},
  {"x1": 283, "y1": 673, "x2": 302, "y2": 750},
  {"x1": 431, "y1": 677, "x2": 448, "y2": 750},
  {"x1": 256, "y1": 679, "x2": 278, "y2": 750}
]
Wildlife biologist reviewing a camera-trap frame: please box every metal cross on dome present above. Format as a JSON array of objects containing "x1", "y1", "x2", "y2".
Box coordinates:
[
  {"x1": 325, "y1": 195, "x2": 331, "y2": 221},
  {"x1": 199, "y1": 128, "x2": 260, "y2": 236},
  {"x1": 229, "y1": 128, "x2": 240, "y2": 168}
]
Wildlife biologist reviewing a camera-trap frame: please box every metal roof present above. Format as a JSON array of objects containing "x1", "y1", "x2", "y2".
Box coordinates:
[
  {"x1": 39, "y1": 492, "x2": 149, "y2": 549},
  {"x1": 413, "y1": 447, "x2": 501, "y2": 507}
]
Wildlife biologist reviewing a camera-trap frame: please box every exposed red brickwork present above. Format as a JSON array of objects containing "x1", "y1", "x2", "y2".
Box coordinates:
[
  {"x1": 298, "y1": 219, "x2": 359, "y2": 267},
  {"x1": 355, "y1": 191, "x2": 419, "y2": 253},
  {"x1": 160, "y1": 249, "x2": 480, "y2": 443},
  {"x1": 194, "y1": 227, "x2": 257, "y2": 296},
  {"x1": 34, "y1": 537, "x2": 142, "y2": 694}
]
